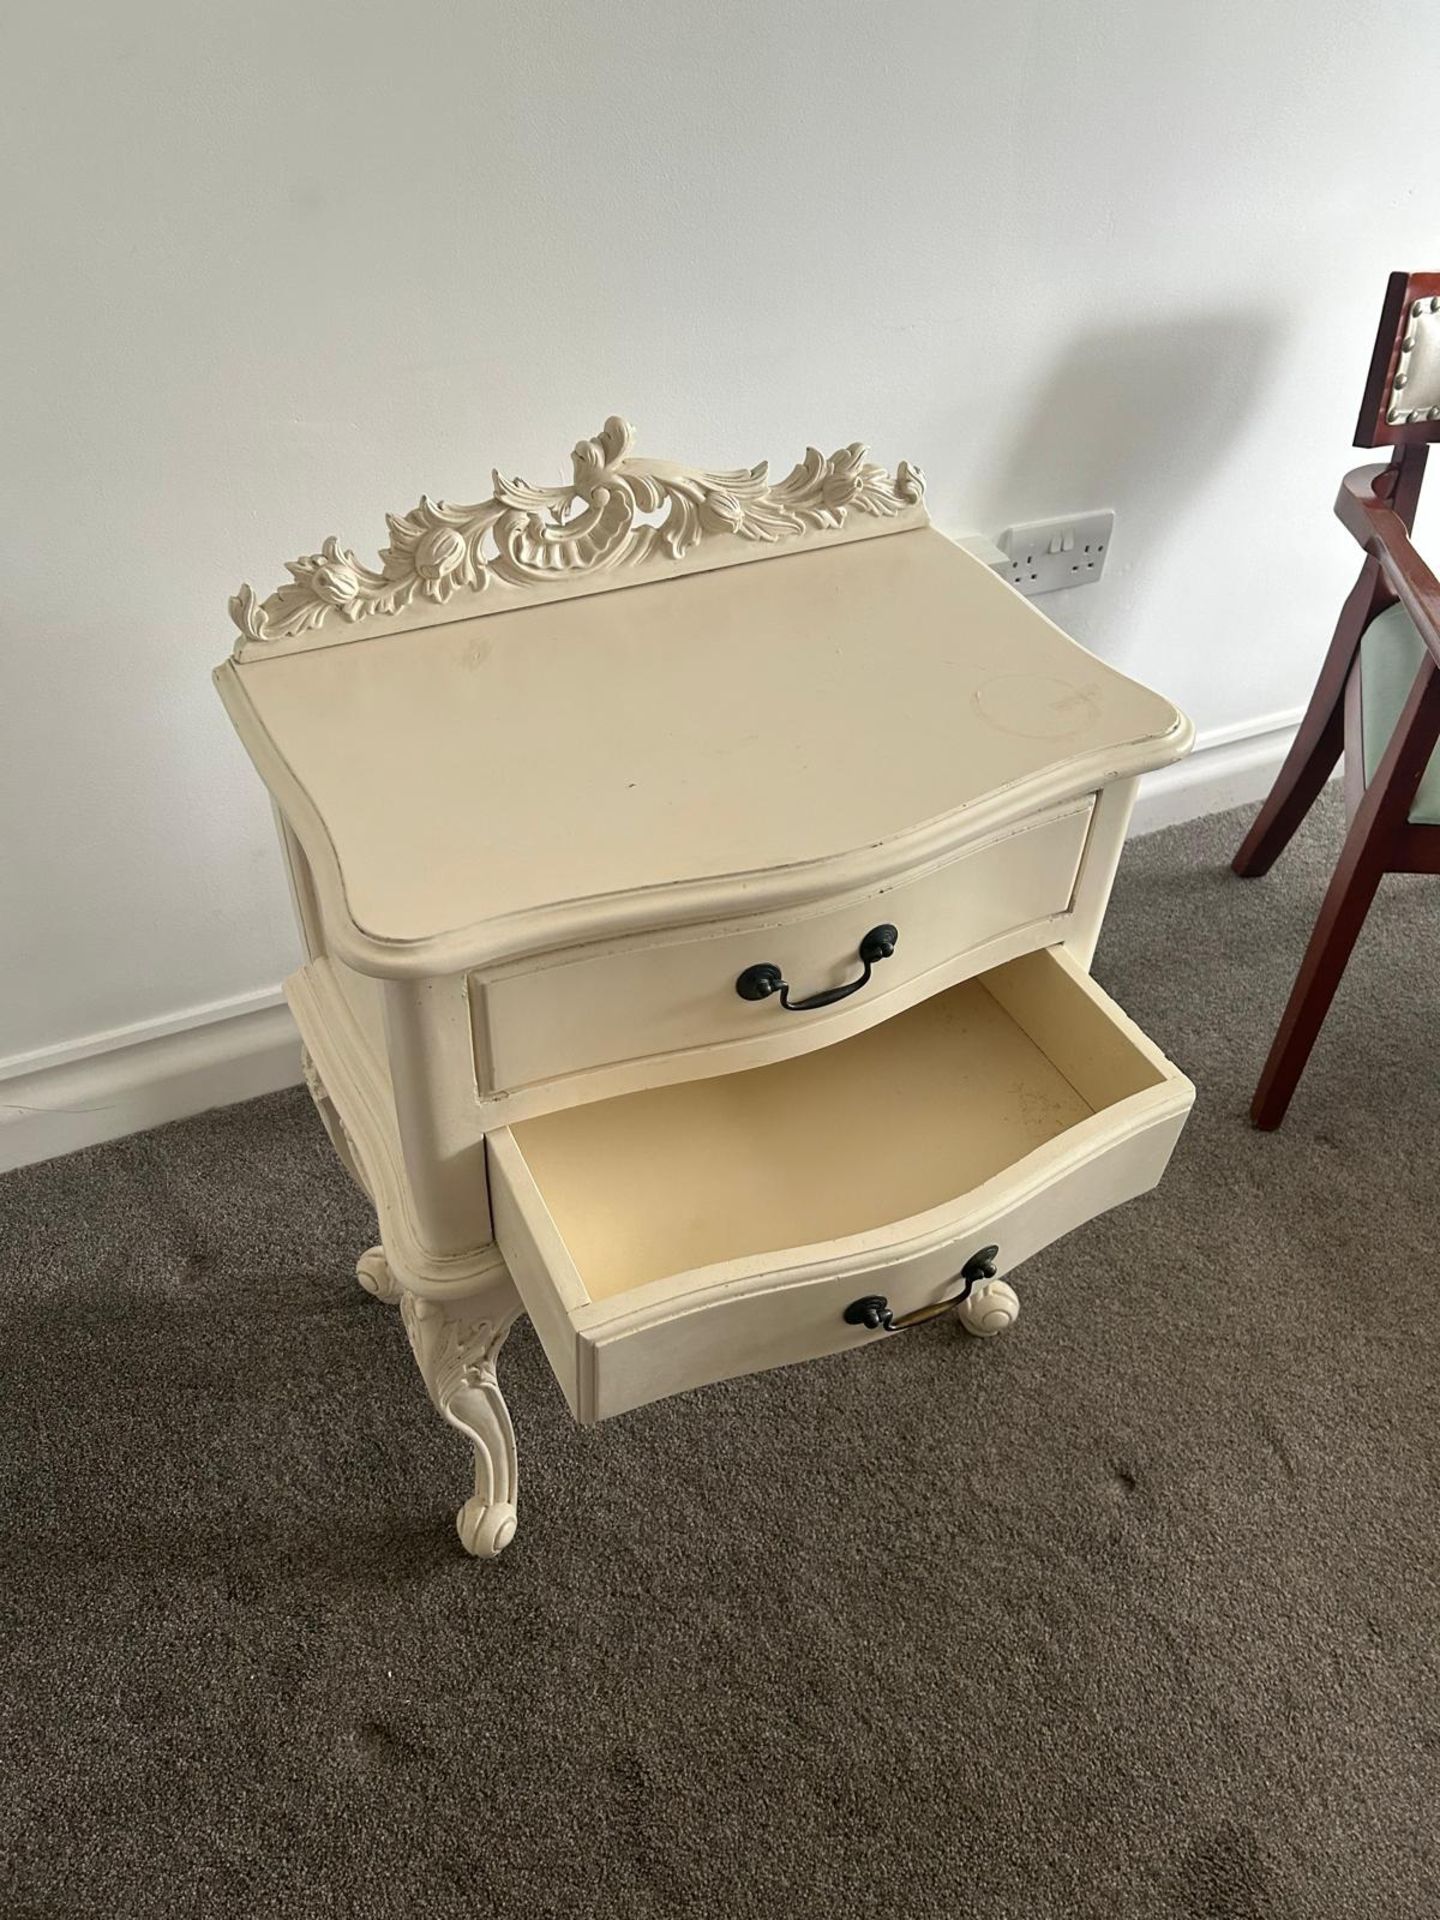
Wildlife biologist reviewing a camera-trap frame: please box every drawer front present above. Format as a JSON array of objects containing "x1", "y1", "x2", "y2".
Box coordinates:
[
  {"x1": 474, "y1": 798, "x2": 1094, "y2": 1095},
  {"x1": 487, "y1": 948, "x2": 1193, "y2": 1424}
]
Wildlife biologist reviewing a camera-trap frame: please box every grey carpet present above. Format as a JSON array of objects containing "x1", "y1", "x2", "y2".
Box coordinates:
[{"x1": 4, "y1": 790, "x2": 1439, "y2": 1920}]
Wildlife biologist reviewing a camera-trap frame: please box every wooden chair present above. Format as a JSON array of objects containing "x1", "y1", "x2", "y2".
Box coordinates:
[{"x1": 1234, "y1": 270, "x2": 1440, "y2": 1128}]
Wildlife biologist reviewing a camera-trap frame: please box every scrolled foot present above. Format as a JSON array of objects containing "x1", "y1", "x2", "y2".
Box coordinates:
[
  {"x1": 457, "y1": 1496, "x2": 519, "y2": 1559},
  {"x1": 955, "y1": 1277, "x2": 1021, "y2": 1338},
  {"x1": 356, "y1": 1246, "x2": 404, "y2": 1304}
]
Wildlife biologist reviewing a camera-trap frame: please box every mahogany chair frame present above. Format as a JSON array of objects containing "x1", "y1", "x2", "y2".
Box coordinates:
[{"x1": 1234, "y1": 270, "x2": 1440, "y2": 1128}]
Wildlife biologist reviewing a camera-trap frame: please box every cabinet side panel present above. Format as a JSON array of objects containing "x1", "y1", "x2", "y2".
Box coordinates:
[
  {"x1": 382, "y1": 978, "x2": 492, "y2": 1258},
  {"x1": 275, "y1": 803, "x2": 390, "y2": 1096},
  {"x1": 279, "y1": 792, "x2": 491, "y2": 1263},
  {"x1": 272, "y1": 802, "x2": 326, "y2": 963},
  {"x1": 329, "y1": 958, "x2": 388, "y2": 1070}
]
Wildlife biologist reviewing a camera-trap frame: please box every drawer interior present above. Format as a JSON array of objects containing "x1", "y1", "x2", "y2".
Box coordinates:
[{"x1": 505, "y1": 948, "x2": 1170, "y2": 1302}]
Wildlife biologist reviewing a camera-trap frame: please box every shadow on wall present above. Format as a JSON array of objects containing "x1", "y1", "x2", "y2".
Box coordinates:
[{"x1": 977, "y1": 311, "x2": 1284, "y2": 663}]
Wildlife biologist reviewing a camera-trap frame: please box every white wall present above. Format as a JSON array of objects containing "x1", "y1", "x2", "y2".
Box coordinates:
[{"x1": 3, "y1": 0, "x2": 1437, "y2": 1089}]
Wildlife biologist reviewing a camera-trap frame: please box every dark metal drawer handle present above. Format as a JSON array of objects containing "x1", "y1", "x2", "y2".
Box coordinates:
[
  {"x1": 843, "y1": 1247, "x2": 999, "y2": 1332},
  {"x1": 735, "y1": 924, "x2": 898, "y2": 1012}
]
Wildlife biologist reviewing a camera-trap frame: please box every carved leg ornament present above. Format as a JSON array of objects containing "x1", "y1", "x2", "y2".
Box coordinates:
[
  {"x1": 355, "y1": 1246, "x2": 404, "y2": 1305},
  {"x1": 401, "y1": 1289, "x2": 523, "y2": 1558}
]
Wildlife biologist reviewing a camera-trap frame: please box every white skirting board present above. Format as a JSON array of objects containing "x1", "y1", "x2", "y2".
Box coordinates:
[
  {"x1": 0, "y1": 710, "x2": 1312, "y2": 1175},
  {"x1": 0, "y1": 992, "x2": 301, "y2": 1176}
]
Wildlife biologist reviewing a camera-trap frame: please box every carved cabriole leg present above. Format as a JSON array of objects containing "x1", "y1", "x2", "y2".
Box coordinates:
[
  {"x1": 299, "y1": 1032, "x2": 522, "y2": 1558},
  {"x1": 401, "y1": 1283, "x2": 524, "y2": 1558}
]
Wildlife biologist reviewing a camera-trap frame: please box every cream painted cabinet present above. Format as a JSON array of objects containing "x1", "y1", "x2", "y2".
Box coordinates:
[{"x1": 216, "y1": 418, "x2": 1194, "y2": 1558}]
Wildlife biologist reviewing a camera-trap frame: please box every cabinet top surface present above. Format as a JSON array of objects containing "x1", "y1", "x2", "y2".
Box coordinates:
[{"x1": 220, "y1": 528, "x2": 1188, "y2": 970}]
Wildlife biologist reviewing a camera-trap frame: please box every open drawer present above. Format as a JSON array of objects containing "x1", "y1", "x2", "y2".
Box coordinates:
[{"x1": 487, "y1": 947, "x2": 1194, "y2": 1423}]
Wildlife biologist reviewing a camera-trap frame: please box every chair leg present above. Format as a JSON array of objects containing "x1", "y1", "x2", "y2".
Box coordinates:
[
  {"x1": 1251, "y1": 656, "x2": 1440, "y2": 1128},
  {"x1": 1233, "y1": 561, "x2": 1385, "y2": 878},
  {"x1": 1249, "y1": 822, "x2": 1389, "y2": 1128}
]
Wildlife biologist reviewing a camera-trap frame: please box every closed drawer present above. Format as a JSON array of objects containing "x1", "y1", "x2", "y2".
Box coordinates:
[
  {"x1": 487, "y1": 946, "x2": 1193, "y2": 1423},
  {"x1": 472, "y1": 798, "x2": 1094, "y2": 1096}
]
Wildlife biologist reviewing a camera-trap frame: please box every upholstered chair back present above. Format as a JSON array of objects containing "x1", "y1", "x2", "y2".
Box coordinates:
[{"x1": 1356, "y1": 271, "x2": 1440, "y2": 445}]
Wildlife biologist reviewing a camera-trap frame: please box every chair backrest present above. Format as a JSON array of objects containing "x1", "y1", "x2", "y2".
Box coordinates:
[{"x1": 1356, "y1": 271, "x2": 1440, "y2": 447}]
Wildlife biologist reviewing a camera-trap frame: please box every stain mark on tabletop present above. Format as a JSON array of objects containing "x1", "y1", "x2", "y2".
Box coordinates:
[{"x1": 973, "y1": 672, "x2": 1102, "y2": 741}]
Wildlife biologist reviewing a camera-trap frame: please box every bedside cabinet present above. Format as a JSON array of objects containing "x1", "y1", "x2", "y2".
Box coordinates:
[{"x1": 216, "y1": 418, "x2": 1194, "y2": 1558}]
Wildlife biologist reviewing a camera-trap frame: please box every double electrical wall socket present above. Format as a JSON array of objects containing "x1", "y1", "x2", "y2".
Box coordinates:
[{"x1": 997, "y1": 511, "x2": 1114, "y2": 596}]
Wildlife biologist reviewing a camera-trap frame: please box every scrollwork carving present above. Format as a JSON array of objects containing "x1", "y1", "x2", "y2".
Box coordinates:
[{"x1": 228, "y1": 417, "x2": 924, "y2": 656}]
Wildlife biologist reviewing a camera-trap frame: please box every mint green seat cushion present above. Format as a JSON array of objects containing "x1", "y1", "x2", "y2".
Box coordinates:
[{"x1": 1359, "y1": 602, "x2": 1440, "y2": 825}]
